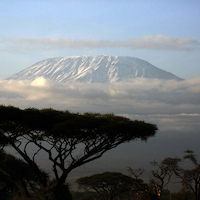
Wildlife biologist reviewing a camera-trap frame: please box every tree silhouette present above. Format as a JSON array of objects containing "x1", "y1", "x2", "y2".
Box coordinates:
[
  {"x1": 76, "y1": 172, "x2": 136, "y2": 200},
  {"x1": 0, "y1": 105, "x2": 157, "y2": 199},
  {"x1": 149, "y1": 157, "x2": 180, "y2": 199},
  {"x1": 0, "y1": 150, "x2": 47, "y2": 199},
  {"x1": 174, "y1": 150, "x2": 200, "y2": 200},
  {"x1": 128, "y1": 167, "x2": 149, "y2": 199}
]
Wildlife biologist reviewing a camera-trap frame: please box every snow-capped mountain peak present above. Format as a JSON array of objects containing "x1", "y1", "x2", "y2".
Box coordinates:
[{"x1": 6, "y1": 55, "x2": 183, "y2": 82}]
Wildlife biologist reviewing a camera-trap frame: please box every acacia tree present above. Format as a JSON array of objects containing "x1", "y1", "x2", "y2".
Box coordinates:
[
  {"x1": 0, "y1": 105, "x2": 157, "y2": 200},
  {"x1": 76, "y1": 172, "x2": 136, "y2": 200},
  {"x1": 128, "y1": 167, "x2": 149, "y2": 199},
  {"x1": 149, "y1": 158, "x2": 180, "y2": 199},
  {"x1": 174, "y1": 150, "x2": 200, "y2": 200}
]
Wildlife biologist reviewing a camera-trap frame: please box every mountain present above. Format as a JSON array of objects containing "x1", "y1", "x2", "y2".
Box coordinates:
[{"x1": 6, "y1": 55, "x2": 183, "y2": 83}]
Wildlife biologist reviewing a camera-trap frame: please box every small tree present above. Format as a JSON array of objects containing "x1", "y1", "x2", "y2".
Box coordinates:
[
  {"x1": 0, "y1": 105, "x2": 157, "y2": 199},
  {"x1": 76, "y1": 172, "x2": 137, "y2": 200},
  {"x1": 128, "y1": 167, "x2": 149, "y2": 199},
  {"x1": 174, "y1": 150, "x2": 200, "y2": 200},
  {"x1": 149, "y1": 158, "x2": 180, "y2": 199}
]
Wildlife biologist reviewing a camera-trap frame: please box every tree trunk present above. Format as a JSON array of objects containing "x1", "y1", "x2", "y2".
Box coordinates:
[{"x1": 53, "y1": 183, "x2": 73, "y2": 200}]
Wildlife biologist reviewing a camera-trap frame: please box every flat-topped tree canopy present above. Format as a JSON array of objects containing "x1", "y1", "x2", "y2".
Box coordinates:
[
  {"x1": 0, "y1": 105, "x2": 157, "y2": 200},
  {"x1": 76, "y1": 172, "x2": 141, "y2": 200}
]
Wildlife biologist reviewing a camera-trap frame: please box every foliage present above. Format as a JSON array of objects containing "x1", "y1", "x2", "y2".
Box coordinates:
[
  {"x1": 149, "y1": 157, "x2": 180, "y2": 199},
  {"x1": 173, "y1": 150, "x2": 200, "y2": 200},
  {"x1": 0, "y1": 105, "x2": 157, "y2": 199},
  {"x1": 0, "y1": 150, "x2": 48, "y2": 199},
  {"x1": 76, "y1": 172, "x2": 137, "y2": 200},
  {"x1": 127, "y1": 167, "x2": 150, "y2": 199},
  {"x1": 149, "y1": 150, "x2": 200, "y2": 200}
]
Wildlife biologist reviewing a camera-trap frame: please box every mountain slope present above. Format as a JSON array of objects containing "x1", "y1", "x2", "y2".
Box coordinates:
[{"x1": 6, "y1": 55, "x2": 183, "y2": 82}]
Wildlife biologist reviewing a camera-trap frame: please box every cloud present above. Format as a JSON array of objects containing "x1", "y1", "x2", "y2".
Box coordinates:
[
  {"x1": 0, "y1": 77, "x2": 200, "y2": 115},
  {"x1": 31, "y1": 77, "x2": 49, "y2": 87},
  {"x1": 1, "y1": 35, "x2": 199, "y2": 51}
]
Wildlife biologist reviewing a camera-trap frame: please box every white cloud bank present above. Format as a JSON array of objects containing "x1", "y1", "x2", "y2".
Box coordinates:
[
  {"x1": 1, "y1": 77, "x2": 200, "y2": 115},
  {"x1": 1, "y1": 35, "x2": 199, "y2": 51}
]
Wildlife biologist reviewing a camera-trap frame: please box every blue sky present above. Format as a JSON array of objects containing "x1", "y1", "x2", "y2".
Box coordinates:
[{"x1": 0, "y1": 0, "x2": 199, "y2": 79}]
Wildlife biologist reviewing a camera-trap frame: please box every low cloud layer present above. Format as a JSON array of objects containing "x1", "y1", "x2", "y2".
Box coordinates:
[
  {"x1": 1, "y1": 35, "x2": 199, "y2": 51},
  {"x1": 1, "y1": 77, "x2": 200, "y2": 115}
]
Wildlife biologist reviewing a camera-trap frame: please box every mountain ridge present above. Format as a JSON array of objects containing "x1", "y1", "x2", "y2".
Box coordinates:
[{"x1": 6, "y1": 55, "x2": 183, "y2": 82}]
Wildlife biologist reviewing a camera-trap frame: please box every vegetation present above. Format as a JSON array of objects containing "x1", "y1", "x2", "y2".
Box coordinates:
[
  {"x1": 0, "y1": 105, "x2": 157, "y2": 199},
  {"x1": 173, "y1": 150, "x2": 200, "y2": 200},
  {"x1": 149, "y1": 158, "x2": 180, "y2": 199},
  {"x1": 2, "y1": 105, "x2": 199, "y2": 200},
  {"x1": 0, "y1": 150, "x2": 47, "y2": 199},
  {"x1": 76, "y1": 172, "x2": 137, "y2": 200},
  {"x1": 127, "y1": 151, "x2": 200, "y2": 200}
]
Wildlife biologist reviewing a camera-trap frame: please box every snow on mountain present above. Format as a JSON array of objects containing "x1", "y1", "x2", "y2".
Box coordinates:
[{"x1": 6, "y1": 55, "x2": 183, "y2": 83}]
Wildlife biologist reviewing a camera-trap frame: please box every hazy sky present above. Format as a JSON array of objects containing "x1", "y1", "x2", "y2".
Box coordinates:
[
  {"x1": 0, "y1": 0, "x2": 199, "y2": 79},
  {"x1": 1, "y1": 1, "x2": 200, "y2": 190}
]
